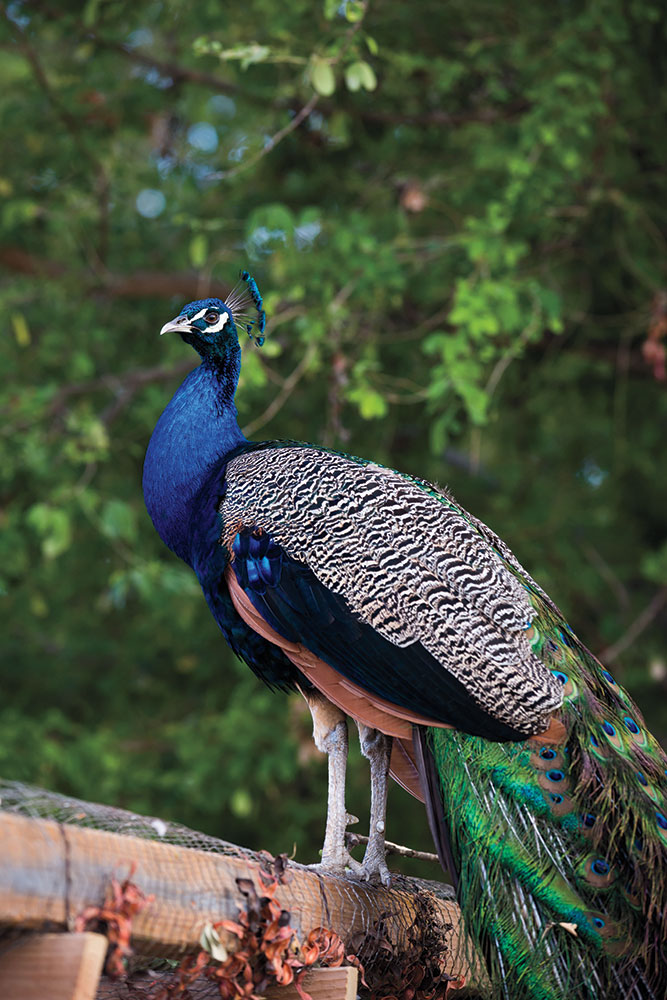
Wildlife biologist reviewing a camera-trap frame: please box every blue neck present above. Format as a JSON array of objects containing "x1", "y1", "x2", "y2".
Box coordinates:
[{"x1": 143, "y1": 358, "x2": 246, "y2": 563}]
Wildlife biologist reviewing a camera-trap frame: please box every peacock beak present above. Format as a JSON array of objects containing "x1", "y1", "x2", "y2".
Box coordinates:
[{"x1": 159, "y1": 314, "x2": 192, "y2": 336}]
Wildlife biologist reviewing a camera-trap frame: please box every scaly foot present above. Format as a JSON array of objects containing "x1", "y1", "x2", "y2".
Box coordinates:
[
  {"x1": 302, "y1": 690, "x2": 361, "y2": 876},
  {"x1": 358, "y1": 821, "x2": 392, "y2": 886},
  {"x1": 357, "y1": 724, "x2": 393, "y2": 887},
  {"x1": 309, "y1": 811, "x2": 362, "y2": 875}
]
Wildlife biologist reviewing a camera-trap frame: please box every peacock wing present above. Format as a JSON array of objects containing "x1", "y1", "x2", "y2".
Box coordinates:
[{"x1": 220, "y1": 444, "x2": 564, "y2": 741}]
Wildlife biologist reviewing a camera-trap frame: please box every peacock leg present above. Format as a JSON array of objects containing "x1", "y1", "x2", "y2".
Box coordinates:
[
  {"x1": 302, "y1": 689, "x2": 361, "y2": 873},
  {"x1": 357, "y1": 722, "x2": 393, "y2": 886}
]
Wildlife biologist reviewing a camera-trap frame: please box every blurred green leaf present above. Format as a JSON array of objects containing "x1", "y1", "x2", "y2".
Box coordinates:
[
  {"x1": 100, "y1": 500, "x2": 138, "y2": 542},
  {"x1": 11, "y1": 312, "x2": 31, "y2": 347},
  {"x1": 189, "y1": 234, "x2": 209, "y2": 269},
  {"x1": 347, "y1": 385, "x2": 388, "y2": 419},
  {"x1": 344, "y1": 1, "x2": 366, "y2": 23},
  {"x1": 311, "y1": 57, "x2": 336, "y2": 96},
  {"x1": 82, "y1": 0, "x2": 101, "y2": 28},
  {"x1": 345, "y1": 60, "x2": 376, "y2": 92},
  {"x1": 642, "y1": 544, "x2": 667, "y2": 585},
  {"x1": 26, "y1": 505, "x2": 73, "y2": 560}
]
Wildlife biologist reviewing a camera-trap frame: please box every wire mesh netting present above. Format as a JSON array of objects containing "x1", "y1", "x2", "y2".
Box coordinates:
[
  {"x1": 0, "y1": 778, "x2": 261, "y2": 857},
  {"x1": 0, "y1": 779, "x2": 471, "y2": 1000}
]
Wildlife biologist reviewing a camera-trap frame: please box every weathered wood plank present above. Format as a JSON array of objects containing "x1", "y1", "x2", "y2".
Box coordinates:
[
  {"x1": 0, "y1": 932, "x2": 107, "y2": 1000},
  {"x1": 0, "y1": 811, "x2": 472, "y2": 985},
  {"x1": 264, "y1": 967, "x2": 358, "y2": 1000}
]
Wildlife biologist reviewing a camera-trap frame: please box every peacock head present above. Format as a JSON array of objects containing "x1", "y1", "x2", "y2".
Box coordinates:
[
  {"x1": 160, "y1": 298, "x2": 236, "y2": 359},
  {"x1": 159, "y1": 271, "x2": 266, "y2": 363}
]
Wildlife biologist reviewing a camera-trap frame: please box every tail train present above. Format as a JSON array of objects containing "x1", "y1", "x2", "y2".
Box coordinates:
[{"x1": 419, "y1": 585, "x2": 667, "y2": 999}]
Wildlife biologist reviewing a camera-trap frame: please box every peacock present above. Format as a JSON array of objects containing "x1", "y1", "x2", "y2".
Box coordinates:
[{"x1": 143, "y1": 272, "x2": 667, "y2": 999}]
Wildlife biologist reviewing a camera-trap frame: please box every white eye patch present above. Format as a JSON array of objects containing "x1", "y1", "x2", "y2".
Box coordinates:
[
  {"x1": 208, "y1": 313, "x2": 229, "y2": 333},
  {"x1": 189, "y1": 308, "x2": 229, "y2": 333}
]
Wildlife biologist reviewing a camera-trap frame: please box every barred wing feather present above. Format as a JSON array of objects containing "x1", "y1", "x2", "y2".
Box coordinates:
[{"x1": 220, "y1": 445, "x2": 563, "y2": 738}]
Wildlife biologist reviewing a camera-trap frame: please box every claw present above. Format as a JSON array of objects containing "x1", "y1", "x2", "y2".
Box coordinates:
[{"x1": 359, "y1": 858, "x2": 392, "y2": 887}]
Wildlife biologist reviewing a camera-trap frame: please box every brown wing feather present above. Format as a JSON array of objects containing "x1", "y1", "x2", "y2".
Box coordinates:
[
  {"x1": 226, "y1": 568, "x2": 449, "y2": 736},
  {"x1": 227, "y1": 569, "x2": 428, "y2": 800},
  {"x1": 226, "y1": 568, "x2": 447, "y2": 735},
  {"x1": 390, "y1": 738, "x2": 426, "y2": 802},
  {"x1": 225, "y1": 569, "x2": 563, "y2": 801}
]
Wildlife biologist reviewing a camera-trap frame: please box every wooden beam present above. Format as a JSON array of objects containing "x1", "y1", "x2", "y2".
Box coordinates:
[
  {"x1": 0, "y1": 811, "x2": 476, "y2": 988},
  {"x1": 0, "y1": 932, "x2": 107, "y2": 1000}
]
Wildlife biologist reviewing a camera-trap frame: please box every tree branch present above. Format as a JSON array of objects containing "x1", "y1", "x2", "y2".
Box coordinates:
[
  {"x1": 359, "y1": 100, "x2": 531, "y2": 127},
  {"x1": 0, "y1": 247, "x2": 230, "y2": 300},
  {"x1": 1, "y1": 3, "x2": 82, "y2": 137},
  {"x1": 90, "y1": 34, "x2": 244, "y2": 97},
  {"x1": 88, "y1": 33, "x2": 529, "y2": 129},
  {"x1": 213, "y1": 94, "x2": 320, "y2": 182},
  {"x1": 1, "y1": 3, "x2": 111, "y2": 264},
  {"x1": 599, "y1": 587, "x2": 667, "y2": 665},
  {"x1": 104, "y1": 270, "x2": 229, "y2": 300},
  {"x1": 581, "y1": 542, "x2": 630, "y2": 612},
  {"x1": 53, "y1": 361, "x2": 195, "y2": 403},
  {"x1": 346, "y1": 833, "x2": 440, "y2": 865},
  {"x1": 241, "y1": 345, "x2": 317, "y2": 438},
  {"x1": 1, "y1": 361, "x2": 198, "y2": 437}
]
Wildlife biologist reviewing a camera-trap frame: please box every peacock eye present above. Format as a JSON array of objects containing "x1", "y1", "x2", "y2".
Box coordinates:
[{"x1": 205, "y1": 309, "x2": 219, "y2": 324}]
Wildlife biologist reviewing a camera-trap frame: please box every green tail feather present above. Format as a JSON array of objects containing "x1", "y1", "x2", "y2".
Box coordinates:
[{"x1": 427, "y1": 585, "x2": 667, "y2": 999}]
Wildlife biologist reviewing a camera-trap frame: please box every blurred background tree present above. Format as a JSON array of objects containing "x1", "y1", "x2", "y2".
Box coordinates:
[{"x1": 0, "y1": 0, "x2": 666, "y2": 874}]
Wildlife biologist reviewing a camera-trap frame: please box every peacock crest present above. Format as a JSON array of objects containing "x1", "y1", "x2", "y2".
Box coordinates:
[{"x1": 225, "y1": 269, "x2": 266, "y2": 346}]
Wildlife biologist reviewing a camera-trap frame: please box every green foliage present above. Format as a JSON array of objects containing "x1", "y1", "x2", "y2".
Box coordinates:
[
  {"x1": 0, "y1": 0, "x2": 666, "y2": 867},
  {"x1": 344, "y1": 60, "x2": 376, "y2": 92},
  {"x1": 310, "y1": 57, "x2": 336, "y2": 97}
]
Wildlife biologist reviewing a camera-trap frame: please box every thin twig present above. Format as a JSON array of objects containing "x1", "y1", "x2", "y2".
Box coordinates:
[
  {"x1": 241, "y1": 345, "x2": 317, "y2": 438},
  {"x1": 383, "y1": 390, "x2": 429, "y2": 404},
  {"x1": 90, "y1": 34, "x2": 245, "y2": 98},
  {"x1": 599, "y1": 587, "x2": 667, "y2": 664},
  {"x1": 385, "y1": 306, "x2": 452, "y2": 343},
  {"x1": 328, "y1": 280, "x2": 357, "y2": 314},
  {"x1": 266, "y1": 305, "x2": 307, "y2": 331},
  {"x1": 581, "y1": 542, "x2": 630, "y2": 611},
  {"x1": 213, "y1": 94, "x2": 320, "y2": 182},
  {"x1": 323, "y1": 338, "x2": 347, "y2": 448},
  {"x1": 346, "y1": 833, "x2": 440, "y2": 864},
  {"x1": 1, "y1": 360, "x2": 196, "y2": 436},
  {"x1": 484, "y1": 310, "x2": 540, "y2": 401},
  {"x1": 211, "y1": 1, "x2": 369, "y2": 181}
]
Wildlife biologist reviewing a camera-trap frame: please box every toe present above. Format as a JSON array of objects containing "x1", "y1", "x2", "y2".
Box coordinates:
[
  {"x1": 311, "y1": 850, "x2": 363, "y2": 876},
  {"x1": 358, "y1": 855, "x2": 392, "y2": 886},
  {"x1": 378, "y1": 862, "x2": 392, "y2": 887}
]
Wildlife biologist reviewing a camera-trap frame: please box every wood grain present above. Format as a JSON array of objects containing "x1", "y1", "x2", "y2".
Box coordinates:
[
  {"x1": 263, "y1": 967, "x2": 358, "y2": 1000},
  {"x1": 0, "y1": 810, "x2": 474, "y2": 986},
  {"x1": 0, "y1": 932, "x2": 107, "y2": 1000}
]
